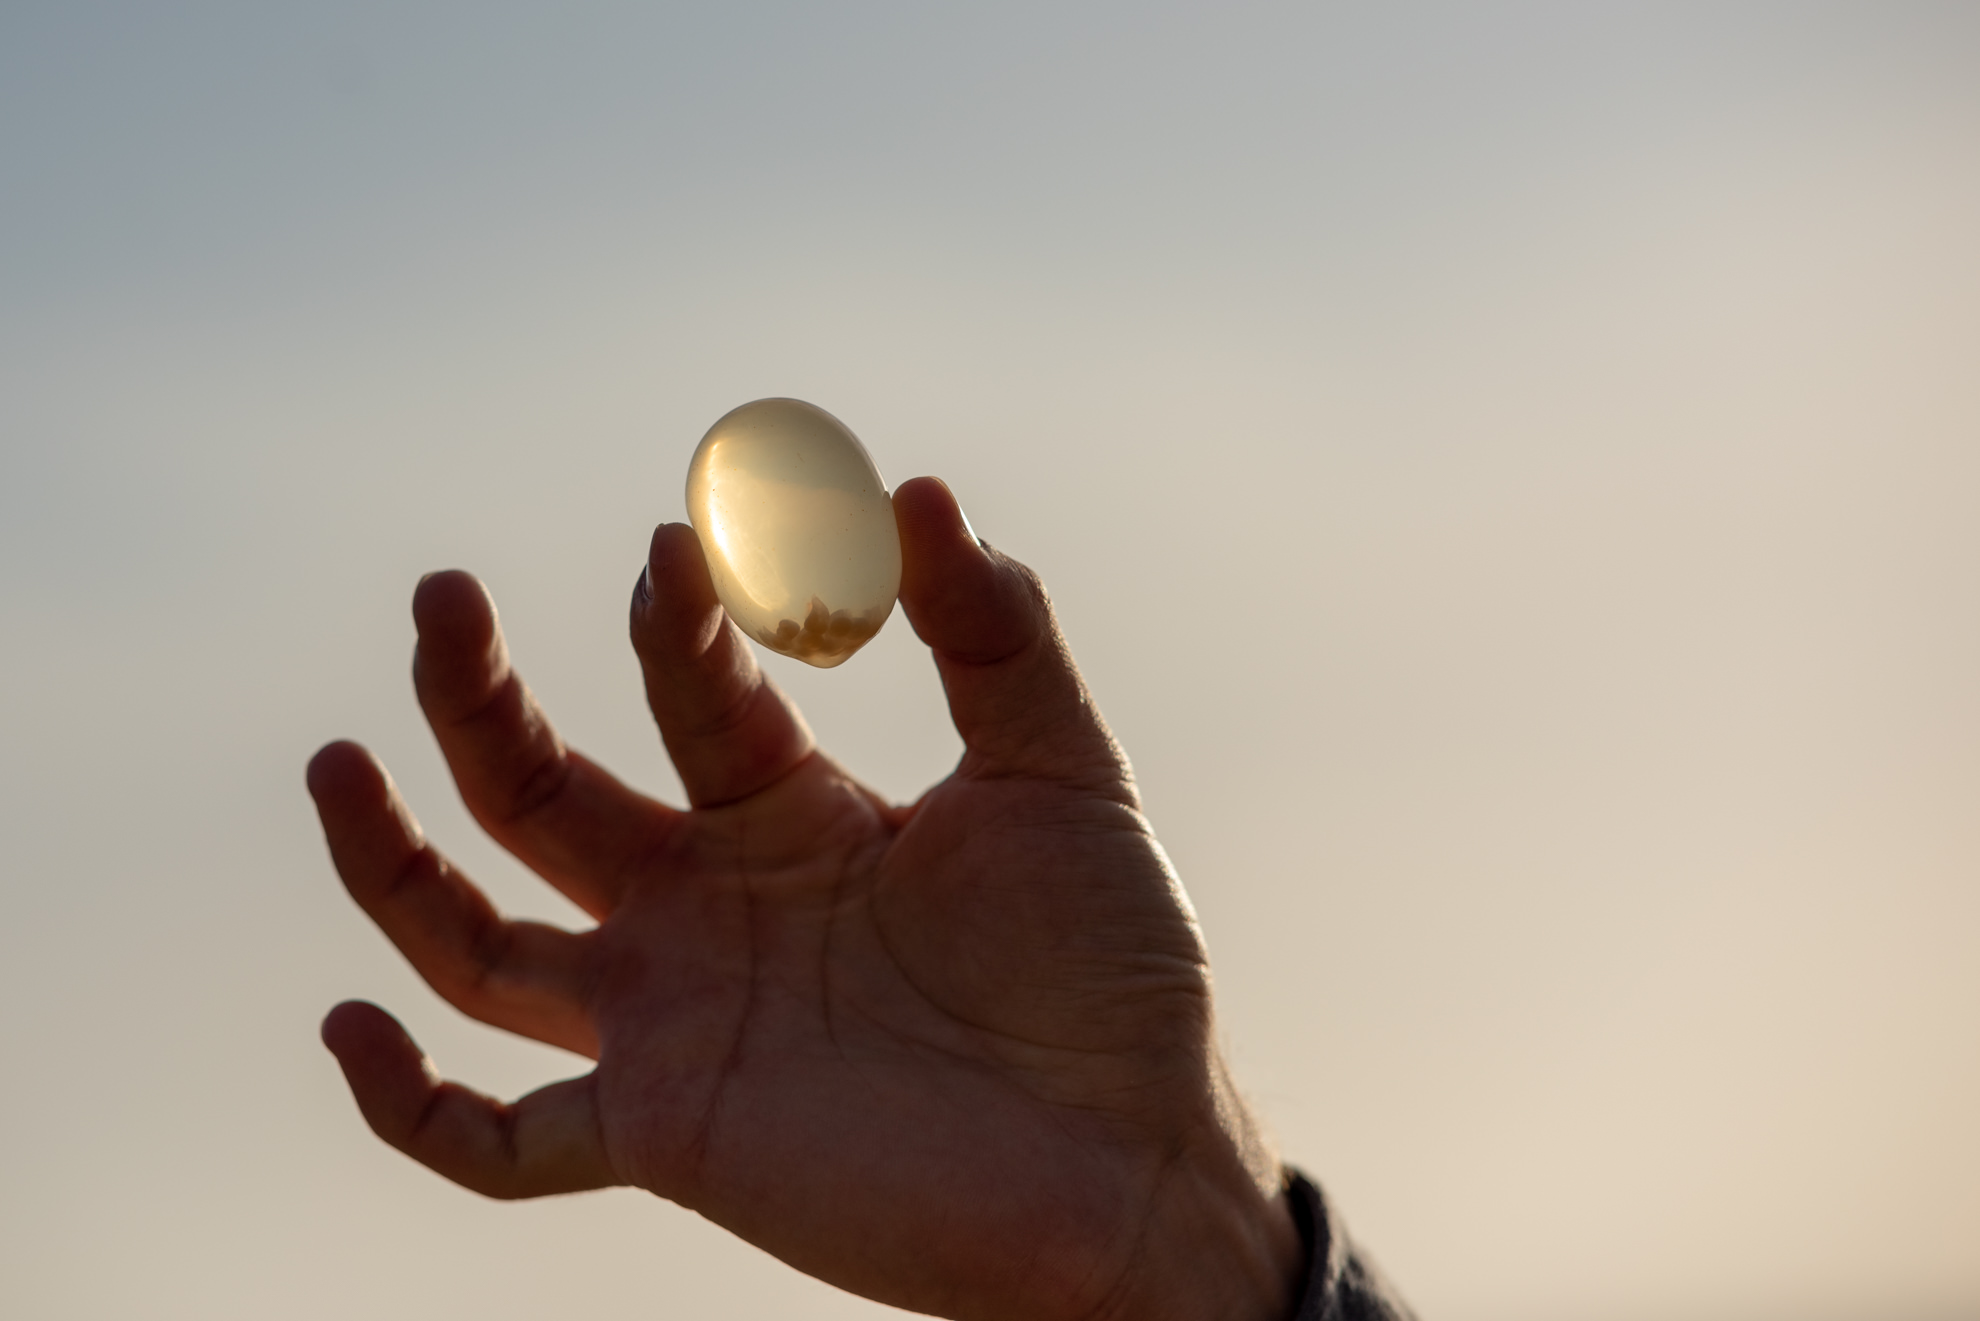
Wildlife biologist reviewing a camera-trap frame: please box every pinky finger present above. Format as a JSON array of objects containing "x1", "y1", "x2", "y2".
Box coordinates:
[{"x1": 322, "y1": 1000, "x2": 619, "y2": 1200}]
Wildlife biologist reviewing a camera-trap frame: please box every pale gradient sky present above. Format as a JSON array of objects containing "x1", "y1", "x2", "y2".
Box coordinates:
[{"x1": 3, "y1": 5, "x2": 1977, "y2": 1319}]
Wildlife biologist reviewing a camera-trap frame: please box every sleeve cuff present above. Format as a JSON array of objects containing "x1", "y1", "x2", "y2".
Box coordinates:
[{"x1": 1283, "y1": 1168, "x2": 1419, "y2": 1321}]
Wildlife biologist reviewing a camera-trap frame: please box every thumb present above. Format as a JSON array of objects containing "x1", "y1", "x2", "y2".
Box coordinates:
[{"x1": 893, "y1": 476, "x2": 1130, "y2": 797}]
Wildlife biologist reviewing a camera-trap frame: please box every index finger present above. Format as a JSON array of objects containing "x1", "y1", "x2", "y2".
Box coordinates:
[{"x1": 629, "y1": 523, "x2": 818, "y2": 809}]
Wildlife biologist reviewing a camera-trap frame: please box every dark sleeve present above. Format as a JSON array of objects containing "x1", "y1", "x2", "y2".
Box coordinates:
[{"x1": 1284, "y1": 1169, "x2": 1419, "y2": 1321}]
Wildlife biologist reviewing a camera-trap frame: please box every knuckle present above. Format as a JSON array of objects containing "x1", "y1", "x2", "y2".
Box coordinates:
[{"x1": 499, "y1": 743, "x2": 574, "y2": 827}]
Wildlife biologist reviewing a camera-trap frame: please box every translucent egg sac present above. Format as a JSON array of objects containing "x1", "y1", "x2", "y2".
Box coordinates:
[{"x1": 684, "y1": 398, "x2": 902, "y2": 668}]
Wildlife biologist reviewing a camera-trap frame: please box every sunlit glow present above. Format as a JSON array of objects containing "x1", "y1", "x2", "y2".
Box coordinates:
[{"x1": 685, "y1": 398, "x2": 901, "y2": 668}]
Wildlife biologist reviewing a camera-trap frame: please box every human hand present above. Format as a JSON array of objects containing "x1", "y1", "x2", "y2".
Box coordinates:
[{"x1": 311, "y1": 477, "x2": 1303, "y2": 1321}]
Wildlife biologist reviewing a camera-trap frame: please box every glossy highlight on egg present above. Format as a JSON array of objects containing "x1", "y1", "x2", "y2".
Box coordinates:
[{"x1": 685, "y1": 398, "x2": 901, "y2": 668}]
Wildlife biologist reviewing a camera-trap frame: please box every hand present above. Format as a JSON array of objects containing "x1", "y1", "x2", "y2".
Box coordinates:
[{"x1": 310, "y1": 477, "x2": 1303, "y2": 1321}]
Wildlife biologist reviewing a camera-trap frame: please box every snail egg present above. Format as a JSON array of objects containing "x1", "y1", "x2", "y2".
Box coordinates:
[{"x1": 685, "y1": 398, "x2": 901, "y2": 668}]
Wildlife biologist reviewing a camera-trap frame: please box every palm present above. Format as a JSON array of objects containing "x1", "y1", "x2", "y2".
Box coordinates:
[
  {"x1": 313, "y1": 479, "x2": 1285, "y2": 1320},
  {"x1": 583, "y1": 709, "x2": 1224, "y2": 1313}
]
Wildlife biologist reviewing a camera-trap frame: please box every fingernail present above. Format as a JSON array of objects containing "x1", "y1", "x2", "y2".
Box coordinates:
[
  {"x1": 642, "y1": 563, "x2": 656, "y2": 603},
  {"x1": 956, "y1": 503, "x2": 984, "y2": 548}
]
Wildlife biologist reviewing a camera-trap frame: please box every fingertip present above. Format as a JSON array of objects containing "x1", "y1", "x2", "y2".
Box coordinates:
[
  {"x1": 411, "y1": 569, "x2": 496, "y2": 645},
  {"x1": 893, "y1": 475, "x2": 979, "y2": 550},
  {"x1": 412, "y1": 573, "x2": 509, "y2": 720},
  {"x1": 896, "y1": 476, "x2": 1037, "y2": 665},
  {"x1": 320, "y1": 1001, "x2": 442, "y2": 1144},
  {"x1": 321, "y1": 998, "x2": 395, "y2": 1056},
  {"x1": 643, "y1": 523, "x2": 716, "y2": 602},
  {"x1": 306, "y1": 740, "x2": 384, "y2": 804},
  {"x1": 648, "y1": 520, "x2": 703, "y2": 565},
  {"x1": 635, "y1": 522, "x2": 722, "y2": 651},
  {"x1": 307, "y1": 742, "x2": 423, "y2": 871}
]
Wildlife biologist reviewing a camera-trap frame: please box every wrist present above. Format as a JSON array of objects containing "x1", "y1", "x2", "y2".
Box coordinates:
[{"x1": 1097, "y1": 1154, "x2": 1302, "y2": 1321}]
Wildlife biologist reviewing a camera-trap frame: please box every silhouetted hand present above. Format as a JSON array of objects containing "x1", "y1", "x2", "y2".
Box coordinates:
[{"x1": 311, "y1": 477, "x2": 1302, "y2": 1321}]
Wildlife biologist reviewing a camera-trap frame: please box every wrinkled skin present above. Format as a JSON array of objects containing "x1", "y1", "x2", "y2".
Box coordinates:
[{"x1": 312, "y1": 477, "x2": 1302, "y2": 1321}]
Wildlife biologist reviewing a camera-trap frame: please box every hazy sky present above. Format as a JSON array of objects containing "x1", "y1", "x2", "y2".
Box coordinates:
[{"x1": 3, "y1": 5, "x2": 1977, "y2": 1319}]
